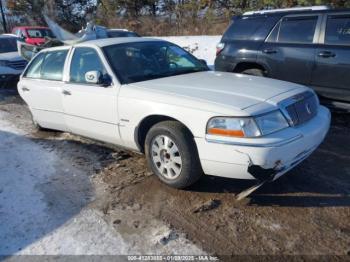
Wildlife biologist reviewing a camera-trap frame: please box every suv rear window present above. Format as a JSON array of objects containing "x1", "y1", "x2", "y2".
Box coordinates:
[
  {"x1": 222, "y1": 16, "x2": 268, "y2": 41},
  {"x1": 267, "y1": 16, "x2": 318, "y2": 44},
  {"x1": 325, "y1": 15, "x2": 350, "y2": 45}
]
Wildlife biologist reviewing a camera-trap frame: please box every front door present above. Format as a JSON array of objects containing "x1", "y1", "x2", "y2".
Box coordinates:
[
  {"x1": 62, "y1": 47, "x2": 120, "y2": 144},
  {"x1": 311, "y1": 13, "x2": 350, "y2": 102},
  {"x1": 258, "y1": 15, "x2": 321, "y2": 86}
]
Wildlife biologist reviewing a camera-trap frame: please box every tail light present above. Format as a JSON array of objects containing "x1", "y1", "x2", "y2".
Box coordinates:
[{"x1": 216, "y1": 42, "x2": 225, "y2": 56}]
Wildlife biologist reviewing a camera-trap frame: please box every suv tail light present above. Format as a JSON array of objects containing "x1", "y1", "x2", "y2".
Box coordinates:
[{"x1": 216, "y1": 42, "x2": 225, "y2": 56}]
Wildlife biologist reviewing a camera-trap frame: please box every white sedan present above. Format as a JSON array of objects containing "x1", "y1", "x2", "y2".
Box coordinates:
[{"x1": 18, "y1": 38, "x2": 331, "y2": 189}]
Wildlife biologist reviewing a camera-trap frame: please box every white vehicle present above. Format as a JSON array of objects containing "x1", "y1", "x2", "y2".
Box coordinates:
[
  {"x1": 18, "y1": 38, "x2": 331, "y2": 190},
  {"x1": 0, "y1": 35, "x2": 27, "y2": 88}
]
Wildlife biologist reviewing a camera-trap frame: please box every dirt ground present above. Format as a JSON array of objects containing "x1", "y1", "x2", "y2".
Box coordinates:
[{"x1": 1, "y1": 88, "x2": 349, "y2": 259}]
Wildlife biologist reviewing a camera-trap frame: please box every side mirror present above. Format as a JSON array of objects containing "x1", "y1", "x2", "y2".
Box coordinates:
[
  {"x1": 85, "y1": 71, "x2": 101, "y2": 84},
  {"x1": 85, "y1": 71, "x2": 112, "y2": 87}
]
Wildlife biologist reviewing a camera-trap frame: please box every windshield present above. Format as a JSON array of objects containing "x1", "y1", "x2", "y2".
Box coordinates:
[
  {"x1": 0, "y1": 38, "x2": 17, "y2": 53},
  {"x1": 26, "y1": 28, "x2": 54, "y2": 38},
  {"x1": 103, "y1": 41, "x2": 209, "y2": 84}
]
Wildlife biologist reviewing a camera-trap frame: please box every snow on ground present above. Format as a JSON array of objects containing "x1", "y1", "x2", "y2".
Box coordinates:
[
  {"x1": 0, "y1": 111, "x2": 127, "y2": 255},
  {"x1": 0, "y1": 109, "x2": 204, "y2": 255},
  {"x1": 155, "y1": 35, "x2": 222, "y2": 68}
]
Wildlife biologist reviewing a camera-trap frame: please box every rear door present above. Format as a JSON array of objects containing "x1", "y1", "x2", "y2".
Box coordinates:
[
  {"x1": 62, "y1": 46, "x2": 121, "y2": 144},
  {"x1": 18, "y1": 49, "x2": 69, "y2": 131},
  {"x1": 311, "y1": 13, "x2": 350, "y2": 102},
  {"x1": 258, "y1": 14, "x2": 322, "y2": 86}
]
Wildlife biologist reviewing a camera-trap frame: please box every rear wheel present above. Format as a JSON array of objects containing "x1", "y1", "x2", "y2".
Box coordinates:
[
  {"x1": 240, "y1": 68, "x2": 265, "y2": 77},
  {"x1": 145, "y1": 121, "x2": 202, "y2": 189}
]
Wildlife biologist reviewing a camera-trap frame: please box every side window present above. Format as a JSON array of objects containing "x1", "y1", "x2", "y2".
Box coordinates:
[
  {"x1": 40, "y1": 50, "x2": 68, "y2": 81},
  {"x1": 325, "y1": 15, "x2": 350, "y2": 45},
  {"x1": 266, "y1": 21, "x2": 280, "y2": 42},
  {"x1": 24, "y1": 52, "x2": 45, "y2": 78},
  {"x1": 268, "y1": 16, "x2": 318, "y2": 44},
  {"x1": 166, "y1": 46, "x2": 195, "y2": 67},
  {"x1": 223, "y1": 16, "x2": 267, "y2": 41},
  {"x1": 70, "y1": 47, "x2": 107, "y2": 84}
]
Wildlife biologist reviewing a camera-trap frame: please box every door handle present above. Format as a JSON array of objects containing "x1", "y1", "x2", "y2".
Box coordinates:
[
  {"x1": 318, "y1": 51, "x2": 336, "y2": 58},
  {"x1": 22, "y1": 87, "x2": 30, "y2": 92},
  {"x1": 62, "y1": 90, "x2": 72, "y2": 96},
  {"x1": 262, "y1": 49, "x2": 277, "y2": 54}
]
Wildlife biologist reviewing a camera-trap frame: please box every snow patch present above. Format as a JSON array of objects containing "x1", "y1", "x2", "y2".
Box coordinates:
[{"x1": 154, "y1": 35, "x2": 222, "y2": 68}]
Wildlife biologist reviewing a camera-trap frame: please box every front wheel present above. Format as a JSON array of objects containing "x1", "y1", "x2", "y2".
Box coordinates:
[{"x1": 145, "y1": 121, "x2": 202, "y2": 189}]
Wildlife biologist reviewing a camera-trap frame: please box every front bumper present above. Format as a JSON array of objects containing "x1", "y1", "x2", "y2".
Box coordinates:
[{"x1": 195, "y1": 106, "x2": 331, "y2": 181}]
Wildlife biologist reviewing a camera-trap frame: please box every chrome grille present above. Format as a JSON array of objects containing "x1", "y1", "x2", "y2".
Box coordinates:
[
  {"x1": 7, "y1": 60, "x2": 27, "y2": 70},
  {"x1": 281, "y1": 91, "x2": 318, "y2": 126}
]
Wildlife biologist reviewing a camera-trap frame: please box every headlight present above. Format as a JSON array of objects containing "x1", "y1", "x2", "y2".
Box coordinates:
[
  {"x1": 207, "y1": 110, "x2": 289, "y2": 138},
  {"x1": 254, "y1": 110, "x2": 289, "y2": 135},
  {"x1": 0, "y1": 60, "x2": 8, "y2": 66}
]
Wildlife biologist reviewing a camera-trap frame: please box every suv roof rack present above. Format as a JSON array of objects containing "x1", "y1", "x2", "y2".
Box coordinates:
[{"x1": 243, "y1": 5, "x2": 330, "y2": 15}]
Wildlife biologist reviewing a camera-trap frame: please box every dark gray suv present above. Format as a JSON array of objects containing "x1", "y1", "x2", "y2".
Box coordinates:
[{"x1": 215, "y1": 6, "x2": 350, "y2": 104}]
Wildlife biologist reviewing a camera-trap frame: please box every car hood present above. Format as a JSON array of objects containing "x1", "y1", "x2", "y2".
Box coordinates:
[
  {"x1": 129, "y1": 71, "x2": 304, "y2": 111},
  {"x1": 0, "y1": 52, "x2": 22, "y2": 61}
]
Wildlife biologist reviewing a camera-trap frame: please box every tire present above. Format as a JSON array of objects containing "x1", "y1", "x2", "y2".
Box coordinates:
[
  {"x1": 145, "y1": 121, "x2": 202, "y2": 189},
  {"x1": 240, "y1": 68, "x2": 265, "y2": 77}
]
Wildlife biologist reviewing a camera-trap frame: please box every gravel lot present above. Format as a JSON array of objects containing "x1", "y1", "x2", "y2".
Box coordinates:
[{"x1": 0, "y1": 88, "x2": 349, "y2": 259}]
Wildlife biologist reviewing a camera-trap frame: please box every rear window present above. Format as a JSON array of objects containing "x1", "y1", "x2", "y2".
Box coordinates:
[
  {"x1": 26, "y1": 28, "x2": 54, "y2": 38},
  {"x1": 24, "y1": 50, "x2": 68, "y2": 81},
  {"x1": 24, "y1": 53, "x2": 45, "y2": 78},
  {"x1": 40, "y1": 50, "x2": 68, "y2": 81},
  {"x1": 222, "y1": 16, "x2": 268, "y2": 41},
  {"x1": 325, "y1": 15, "x2": 350, "y2": 45}
]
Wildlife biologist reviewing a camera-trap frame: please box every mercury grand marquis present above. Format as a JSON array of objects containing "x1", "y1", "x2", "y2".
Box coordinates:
[{"x1": 18, "y1": 38, "x2": 331, "y2": 189}]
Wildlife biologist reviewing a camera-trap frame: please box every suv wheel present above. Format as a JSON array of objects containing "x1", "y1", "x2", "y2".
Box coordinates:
[
  {"x1": 241, "y1": 68, "x2": 265, "y2": 77},
  {"x1": 145, "y1": 121, "x2": 202, "y2": 189}
]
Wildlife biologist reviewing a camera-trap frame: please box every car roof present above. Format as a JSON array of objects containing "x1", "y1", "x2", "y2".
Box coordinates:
[
  {"x1": 39, "y1": 37, "x2": 166, "y2": 53},
  {"x1": 74, "y1": 37, "x2": 164, "y2": 48},
  {"x1": 241, "y1": 8, "x2": 350, "y2": 18}
]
